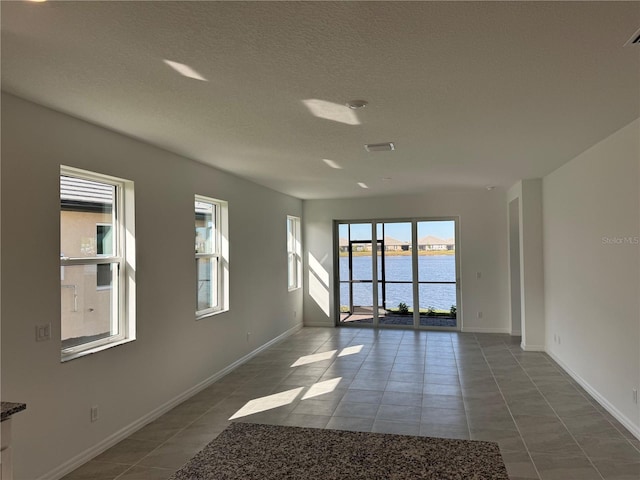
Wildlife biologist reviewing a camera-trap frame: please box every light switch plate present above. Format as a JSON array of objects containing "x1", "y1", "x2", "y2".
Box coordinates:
[{"x1": 36, "y1": 323, "x2": 51, "y2": 342}]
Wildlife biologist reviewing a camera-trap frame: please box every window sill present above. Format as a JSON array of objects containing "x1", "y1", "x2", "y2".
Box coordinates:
[
  {"x1": 61, "y1": 337, "x2": 135, "y2": 363},
  {"x1": 196, "y1": 308, "x2": 229, "y2": 321}
]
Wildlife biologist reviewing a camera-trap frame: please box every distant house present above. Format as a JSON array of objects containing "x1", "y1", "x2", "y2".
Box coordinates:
[
  {"x1": 418, "y1": 235, "x2": 455, "y2": 251},
  {"x1": 384, "y1": 236, "x2": 411, "y2": 251},
  {"x1": 338, "y1": 236, "x2": 411, "y2": 252}
]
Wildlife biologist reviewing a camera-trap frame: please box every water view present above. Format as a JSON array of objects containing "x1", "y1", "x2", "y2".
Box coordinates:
[{"x1": 339, "y1": 254, "x2": 456, "y2": 311}]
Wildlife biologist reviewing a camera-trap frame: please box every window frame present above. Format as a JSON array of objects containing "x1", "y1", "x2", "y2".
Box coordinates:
[
  {"x1": 287, "y1": 215, "x2": 302, "y2": 291},
  {"x1": 60, "y1": 166, "x2": 136, "y2": 362},
  {"x1": 195, "y1": 194, "x2": 229, "y2": 319}
]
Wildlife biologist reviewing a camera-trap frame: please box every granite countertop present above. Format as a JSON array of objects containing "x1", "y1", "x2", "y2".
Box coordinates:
[{"x1": 1, "y1": 402, "x2": 26, "y2": 422}]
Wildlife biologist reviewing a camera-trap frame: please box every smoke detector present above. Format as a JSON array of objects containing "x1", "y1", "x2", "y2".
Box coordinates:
[
  {"x1": 364, "y1": 142, "x2": 395, "y2": 152},
  {"x1": 346, "y1": 100, "x2": 368, "y2": 109}
]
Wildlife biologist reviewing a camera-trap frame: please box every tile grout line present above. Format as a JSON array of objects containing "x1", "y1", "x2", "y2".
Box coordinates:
[
  {"x1": 72, "y1": 329, "x2": 637, "y2": 480},
  {"x1": 507, "y1": 347, "x2": 606, "y2": 480},
  {"x1": 477, "y1": 336, "x2": 543, "y2": 480},
  {"x1": 124, "y1": 334, "x2": 340, "y2": 473},
  {"x1": 450, "y1": 334, "x2": 473, "y2": 441},
  {"x1": 536, "y1": 351, "x2": 639, "y2": 449}
]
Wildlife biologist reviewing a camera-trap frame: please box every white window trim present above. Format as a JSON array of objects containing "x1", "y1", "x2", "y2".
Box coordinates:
[
  {"x1": 195, "y1": 194, "x2": 229, "y2": 319},
  {"x1": 60, "y1": 165, "x2": 136, "y2": 362},
  {"x1": 287, "y1": 215, "x2": 302, "y2": 291}
]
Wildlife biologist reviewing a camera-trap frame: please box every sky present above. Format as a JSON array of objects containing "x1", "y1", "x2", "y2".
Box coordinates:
[{"x1": 341, "y1": 221, "x2": 454, "y2": 243}]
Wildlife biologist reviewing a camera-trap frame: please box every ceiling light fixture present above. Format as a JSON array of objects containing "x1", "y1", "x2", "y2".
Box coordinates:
[
  {"x1": 346, "y1": 100, "x2": 368, "y2": 110},
  {"x1": 163, "y1": 59, "x2": 208, "y2": 81},
  {"x1": 322, "y1": 159, "x2": 343, "y2": 169},
  {"x1": 486, "y1": 186, "x2": 496, "y2": 191},
  {"x1": 357, "y1": 182, "x2": 369, "y2": 189},
  {"x1": 364, "y1": 142, "x2": 395, "y2": 152}
]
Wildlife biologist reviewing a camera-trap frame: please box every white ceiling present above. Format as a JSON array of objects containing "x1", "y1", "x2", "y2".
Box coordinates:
[{"x1": 2, "y1": 1, "x2": 639, "y2": 199}]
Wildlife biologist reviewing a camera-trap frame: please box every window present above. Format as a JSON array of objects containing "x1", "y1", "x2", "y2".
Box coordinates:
[
  {"x1": 96, "y1": 224, "x2": 112, "y2": 288},
  {"x1": 195, "y1": 195, "x2": 229, "y2": 317},
  {"x1": 287, "y1": 215, "x2": 302, "y2": 290},
  {"x1": 60, "y1": 166, "x2": 136, "y2": 361}
]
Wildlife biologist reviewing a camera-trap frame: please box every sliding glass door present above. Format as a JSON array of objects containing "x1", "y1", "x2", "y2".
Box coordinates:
[
  {"x1": 417, "y1": 221, "x2": 457, "y2": 327},
  {"x1": 337, "y1": 218, "x2": 459, "y2": 330},
  {"x1": 338, "y1": 223, "x2": 380, "y2": 325},
  {"x1": 378, "y1": 222, "x2": 414, "y2": 326}
]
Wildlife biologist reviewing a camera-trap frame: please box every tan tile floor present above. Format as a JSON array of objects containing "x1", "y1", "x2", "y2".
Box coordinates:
[{"x1": 62, "y1": 328, "x2": 640, "y2": 480}]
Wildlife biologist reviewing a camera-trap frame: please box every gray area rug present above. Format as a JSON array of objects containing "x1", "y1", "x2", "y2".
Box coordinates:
[{"x1": 170, "y1": 422, "x2": 509, "y2": 479}]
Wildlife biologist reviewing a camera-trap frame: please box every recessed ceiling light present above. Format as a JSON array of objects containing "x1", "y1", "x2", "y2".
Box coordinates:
[
  {"x1": 364, "y1": 142, "x2": 395, "y2": 152},
  {"x1": 322, "y1": 159, "x2": 343, "y2": 169},
  {"x1": 486, "y1": 186, "x2": 496, "y2": 191},
  {"x1": 163, "y1": 59, "x2": 208, "y2": 81},
  {"x1": 346, "y1": 100, "x2": 368, "y2": 110},
  {"x1": 357, "y1": 182, "x2": 369, "y2": 189}
]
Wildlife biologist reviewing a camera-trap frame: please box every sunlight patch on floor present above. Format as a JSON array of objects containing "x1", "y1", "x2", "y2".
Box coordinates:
[
  {"x1": 302, "y1": 377, "x2": 342, "y2": 400},
  {"x1": 291, "y1": 350, "x2": 336, "y2": 367},
  {"x1": 229, "y1": 387, "x2": 303, "y2": 420}
]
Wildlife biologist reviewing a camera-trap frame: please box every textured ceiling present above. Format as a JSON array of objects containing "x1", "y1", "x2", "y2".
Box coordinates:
[{"x1": 2, "y1": 1, "x2": 639, "y2": 199}]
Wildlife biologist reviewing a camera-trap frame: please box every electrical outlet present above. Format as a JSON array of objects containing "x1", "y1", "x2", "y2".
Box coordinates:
[
  {"x1": 633, "y1": 389, "x2": 638, "y2": 404},
  {"x1": 557, "y1": 336, "x2": 561, "y2": 345},
  {"x1": 35, "y1": 323, "x2": 51, "y2": 342},
  {"x1": 90, "y1": 405, "x2": 99, "y2": 423},
  {"x1": 293, "y1": 310, "x2": 297, "y2": 319},
  {"x1": 246, "y1": 331, "x2": 251, "y2": 342},
  {"x1": 477, "y1": 311, "x2": 483, "y2": 319}
]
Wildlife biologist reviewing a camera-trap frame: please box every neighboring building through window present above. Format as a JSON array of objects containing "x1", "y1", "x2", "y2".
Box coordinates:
[
  {"x1": 195, "y1": 195, "x2": 229, "y2": 317},
  {"x1": 60, "y1": 166, "x2": 136, "y2": 361},
  {"x1": 287, "y1": 215, "x2": 302, "y2": 290},
  {"x1": 96, "y1": 224, "x2": 112, "y2": 288}
]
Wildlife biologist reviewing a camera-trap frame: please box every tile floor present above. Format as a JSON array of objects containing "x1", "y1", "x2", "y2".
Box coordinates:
[{"x1": 62, "y1": 328, "x2": 640, "y2": 480}]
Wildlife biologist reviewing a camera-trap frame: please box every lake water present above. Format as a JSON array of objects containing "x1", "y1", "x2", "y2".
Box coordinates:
[{"x1": 339, "y1": 255, "x2": 456, "y2": 310}]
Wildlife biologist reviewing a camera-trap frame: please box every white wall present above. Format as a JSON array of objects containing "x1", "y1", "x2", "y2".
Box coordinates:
[
  {"x1": 508, "y1": 198, "x2": 521, "y2": 335},
  {"x1": 0, "y1": 94, "x2": 303, "y2": 480},
  {"x1": 520, "y1": 179, "x2": 545, "y2": 350},
  {"x1": 507, "y1": 180, "x2": 546, "y2": 351},
  {"x1": 543, "y1": 118, "x2": 640, "y2": 436},
  {"x1": 302, "y1": 190, "x2": 509, "y2": 333}
]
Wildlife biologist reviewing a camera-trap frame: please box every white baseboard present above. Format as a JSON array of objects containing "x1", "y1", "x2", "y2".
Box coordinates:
[
  {"x1": 547, "y1": 350, "x2": 640, "y2": 441},
  {"x1": 303, "y1": 321, "x2": 335, "y2": 327},
  {"x1": 510, "y1": 330, "x2": 521, "y2": 336},
  {"x1": 40, "y1": 323, "x2": 303, "y2": 480},
  {"x1": 521, "y1": 343, "x2": 545, "y2": 352},
  {"x1": 461, "y1": 327, "x2": 511, "y2": 334}
]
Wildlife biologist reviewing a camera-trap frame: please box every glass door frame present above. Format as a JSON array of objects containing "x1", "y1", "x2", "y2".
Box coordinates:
[
  {"x1": 334, "y1": 217, "x2": 461, "y2": 331},
  {"x1": 347, "y1": 238, "x2": 384, "y2": 327}
]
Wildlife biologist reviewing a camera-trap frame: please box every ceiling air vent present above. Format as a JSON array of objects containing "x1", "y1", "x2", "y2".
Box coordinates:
[
  {"x1": 364, "y1": 142, "x2": 395, "y2": 152},
  {"x1": 625, "y1": 27, "x2": 640, "y2": 46}
]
